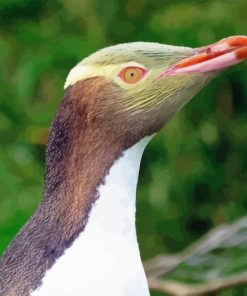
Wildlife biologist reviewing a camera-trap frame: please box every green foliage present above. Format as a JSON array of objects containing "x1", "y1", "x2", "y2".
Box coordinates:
[{"x1": 0, "y1": 0, "x2": 247, "y2": 294}]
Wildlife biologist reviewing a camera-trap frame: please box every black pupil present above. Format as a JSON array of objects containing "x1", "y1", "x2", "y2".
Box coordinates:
[{"x1": 131, "y1": 72, "x2": 134, "y2": 76}]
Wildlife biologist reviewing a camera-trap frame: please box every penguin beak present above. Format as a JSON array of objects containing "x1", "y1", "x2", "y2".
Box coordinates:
[{"x1": 163, "y1": 35, "x2": 247, "y2": 76}]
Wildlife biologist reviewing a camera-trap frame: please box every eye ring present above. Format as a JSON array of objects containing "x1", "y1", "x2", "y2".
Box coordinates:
[{"x1": 118, "y1": 66, "x2": 147, "y2": 84}]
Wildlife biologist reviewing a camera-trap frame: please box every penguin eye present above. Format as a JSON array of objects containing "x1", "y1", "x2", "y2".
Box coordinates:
[{"x1": 118, "y1": 66, "x2": 147, "y2": 84}]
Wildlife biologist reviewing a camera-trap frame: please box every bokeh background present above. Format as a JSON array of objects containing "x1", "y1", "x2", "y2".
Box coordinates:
[{"x1": 0, "y1": 0, "x2": 247, "y2": 295}]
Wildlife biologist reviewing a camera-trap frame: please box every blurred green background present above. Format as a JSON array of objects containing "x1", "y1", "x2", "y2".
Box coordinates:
[{"x1": 0, "y1": 0, "x2": 247, "y2": 294}]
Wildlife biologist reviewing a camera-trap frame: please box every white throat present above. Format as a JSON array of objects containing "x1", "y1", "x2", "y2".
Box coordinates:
[{"x1": 32, "y1": 136, "x2": 152, "y2": 296}]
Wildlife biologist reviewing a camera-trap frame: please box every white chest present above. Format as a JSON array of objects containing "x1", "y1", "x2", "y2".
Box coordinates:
[{"x1": 31, "y1": 137, "x2": 152, "y2": 296}]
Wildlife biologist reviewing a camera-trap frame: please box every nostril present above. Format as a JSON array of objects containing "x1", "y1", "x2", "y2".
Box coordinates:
[{"x1": 206, "y1": 48, "x2": 212, "y2": 54}]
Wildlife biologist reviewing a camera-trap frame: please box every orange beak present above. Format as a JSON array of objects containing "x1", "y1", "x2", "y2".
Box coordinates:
[{"x1": 164, "y1": 36, "x2": 247, "y2": 76}]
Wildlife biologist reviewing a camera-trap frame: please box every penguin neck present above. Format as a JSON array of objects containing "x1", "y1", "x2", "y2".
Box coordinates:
[
  {"x1": 31, "y1": 136, "x2": 152, "y2": 296},
  {"x1": 84, "y1": 135, "x2": 151, "y2": 239},
  {"x1": 0, "y1": 81, "x2": 156, "y2": 296}
]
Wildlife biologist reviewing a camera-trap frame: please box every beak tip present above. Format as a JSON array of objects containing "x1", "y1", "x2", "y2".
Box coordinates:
[
  {"x1": 236, "y1": 46, "x2": 247, "y2": 60},
  {"x1": 225, "y1": 35, "x2": 247, "y2": 47}
]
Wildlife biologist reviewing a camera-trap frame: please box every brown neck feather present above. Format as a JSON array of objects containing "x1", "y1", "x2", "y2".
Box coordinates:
[
  {"x1": 0, "y1": 78, "x2": 142, "y2": 295},
  {"x1": 0, "y1": 76, "x2": 165, "y2": 295}
]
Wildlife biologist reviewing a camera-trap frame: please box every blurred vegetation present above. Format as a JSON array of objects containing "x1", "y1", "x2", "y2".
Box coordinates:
[{"x1": 0, "y1": 0, "x2": 247, "y2": 294}]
